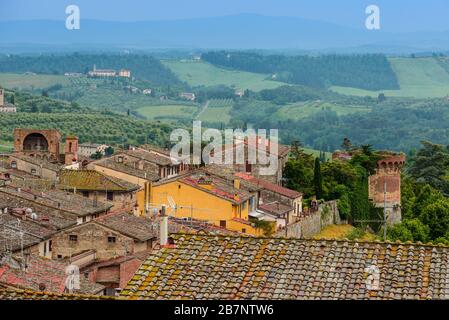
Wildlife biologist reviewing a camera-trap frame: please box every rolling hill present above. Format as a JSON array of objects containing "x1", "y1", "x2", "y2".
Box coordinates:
[
  {"x1": 332, "y1": 57, "x2": 449, "y2": 98},
  {"x1": 163, "y1": 60, "x2": 286, "y2": 91}
]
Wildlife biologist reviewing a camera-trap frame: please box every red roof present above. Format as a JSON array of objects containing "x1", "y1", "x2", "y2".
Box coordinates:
[
  {"x1": 0, "y1": 256, "x2": 66, "y2": 293},
  {"x1": 235, "y1": 172, "x2": 302, "y2": 199}
]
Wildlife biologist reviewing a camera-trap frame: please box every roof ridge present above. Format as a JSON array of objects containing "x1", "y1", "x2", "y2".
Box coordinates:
[{"x1": 170, "y1": 233, "x2": 449, "y2": 249}]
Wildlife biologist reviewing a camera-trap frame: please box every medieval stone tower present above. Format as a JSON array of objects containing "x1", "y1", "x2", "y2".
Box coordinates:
[
  {"x1": 368, "y1": 153, "x2": 406, "y2": 225},
  {"x1": 0, "y1": 88, "x2": 4, "y2": 106},
  {"x1": 64, "y1": 135, "x2": 79, "y2": 165}
]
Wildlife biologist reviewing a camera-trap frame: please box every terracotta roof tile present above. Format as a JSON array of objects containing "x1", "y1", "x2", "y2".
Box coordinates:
[
  {"x1": 0, "y1": 288, "x2": 114, "y2": 300},
  {"x1": 59, "y1": 170, "x2": 140, "y2": 192},
  {"x1": 235, "y1": 172, "x2": 302, "y2": 198},
  {"x1": 121, "y1": 234, "x2": 449, "y2": 300}
]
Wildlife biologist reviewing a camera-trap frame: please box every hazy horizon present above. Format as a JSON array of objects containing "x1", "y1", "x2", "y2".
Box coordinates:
[{"x1": 1, "y1": 0, "x2": 449, "y2": 33}]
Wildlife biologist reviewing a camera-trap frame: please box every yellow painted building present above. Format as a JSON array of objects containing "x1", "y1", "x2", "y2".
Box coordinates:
[{"x1": 150, "y1": 172, "x2": 261, "y2": 235}]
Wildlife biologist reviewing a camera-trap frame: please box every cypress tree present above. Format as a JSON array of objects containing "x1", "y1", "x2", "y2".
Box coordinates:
[{"x1": 314, "y1": 157, "x2": 323, "y2": 199}]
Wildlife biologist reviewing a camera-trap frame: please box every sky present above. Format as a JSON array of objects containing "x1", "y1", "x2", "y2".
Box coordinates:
[{"x1": 0, "y1": 0, "x2": 448, "y2": 33}]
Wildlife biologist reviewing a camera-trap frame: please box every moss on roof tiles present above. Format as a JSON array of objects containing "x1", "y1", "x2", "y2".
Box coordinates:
[
  {"x1": 59, "y1": 169, "x2": 140, "y2": 192},
  {"x1": 120, "y1": 234, "x2": 449, "y2": 300}
]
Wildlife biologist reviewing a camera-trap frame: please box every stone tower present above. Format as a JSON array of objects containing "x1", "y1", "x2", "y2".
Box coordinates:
[
  {"x1": 65, "y1": 135, "x2": 79, "y2": 165},
  {"x1": 0, "y1": 88, "x2": 4, "y2": 106},
  {"x1": 368, "y1": 153, "x2": 406, "y2": 225},
  {"x1": 14, "y1": 128, "x2": 62, "y2": 161}
]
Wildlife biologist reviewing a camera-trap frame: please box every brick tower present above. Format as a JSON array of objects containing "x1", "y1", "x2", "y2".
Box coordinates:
[
  {"x1": 368, "y1": 153, "x2": 406, "y2": 225},
  {"x1": 65, "y1": 135, "x2": 79, "y2": 165}
]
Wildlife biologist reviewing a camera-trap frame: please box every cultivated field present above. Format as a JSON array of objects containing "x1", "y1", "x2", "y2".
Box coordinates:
[
  {"x1": 0, "y1": 73, "x2": 70, "y2": 90},
  {"x1": 162, "y1": 60, "x2": 286, "y2": 91},
  {"x1": 274, "y1": 101, "x2": 370, "y2": 121},
  {"x1": 136, "y1": 105, "x2": 198, "y2": 121},
  {"x1": 331, "y1": 57, "x2": 449, "y2": 98}
]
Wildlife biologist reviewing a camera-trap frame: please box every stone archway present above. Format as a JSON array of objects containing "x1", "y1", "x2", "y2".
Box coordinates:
[{"x1": 23, "y1": 133, "x2": 49, "y2": 152}]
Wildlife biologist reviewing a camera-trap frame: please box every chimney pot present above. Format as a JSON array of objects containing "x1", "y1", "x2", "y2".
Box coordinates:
[{"x1": 160, "y1": 205, "x2": 168, "y2": 246}]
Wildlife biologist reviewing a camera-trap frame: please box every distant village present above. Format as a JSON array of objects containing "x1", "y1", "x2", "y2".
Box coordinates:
[{"x1": 0, "y1": 119, "x2": 429, "y2": 301}]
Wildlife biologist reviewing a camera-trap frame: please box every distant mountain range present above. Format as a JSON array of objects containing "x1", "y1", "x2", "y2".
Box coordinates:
[{"x1": 1, "y1": 14, "x2": 449, "y2": 53}]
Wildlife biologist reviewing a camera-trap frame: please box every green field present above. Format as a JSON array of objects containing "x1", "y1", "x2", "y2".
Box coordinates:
[
  {"x1": 198, "y1": 106, "x2": 233, "y2": 123},
  {"x1": 136, "y1": 105, "x2": 198, "y2": 121},
  {"x1": 162, "y1": 60, "x2": 286, "y2": 91},
  {"x1": 274, "y1": 101, "x2": 370, "y2": 121},
  {"x1": 0, "y1": 73, "x2": 70, "y2": 90},
  {"x1": 331, "y1": 57, "x2": 449, "y2": 98}
]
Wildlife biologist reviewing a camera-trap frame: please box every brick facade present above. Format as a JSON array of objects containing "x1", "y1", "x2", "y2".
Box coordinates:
[
  {"x1": 368, "y1": 154, "x2": 406, "y2": 225},
  {"x1": 13, "y1": 128, "x2": 61, "y2": 161}
]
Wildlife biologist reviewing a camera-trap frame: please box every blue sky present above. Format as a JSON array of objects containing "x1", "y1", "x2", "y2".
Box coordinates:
[{"x1": 0, "y1": 0, "x2": 448, "y2": 32}]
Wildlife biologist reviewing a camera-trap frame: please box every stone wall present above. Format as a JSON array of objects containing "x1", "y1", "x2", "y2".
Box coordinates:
[
  {"x1": 52, "y1": 222, "x2": 137, "y2": 260},
  {"x1": 275, "y1": 200, "x2": 341, "y2": 239}
]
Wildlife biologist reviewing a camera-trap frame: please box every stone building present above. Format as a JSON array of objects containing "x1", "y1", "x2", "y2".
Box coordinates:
[
  {"x1": 58, "y1": 170, "x2": 140, "y2": 212},
  {"x1": 0, "y1": 88, "x2": 16, "y2": 113},
  {"x1": 51, "y1": 212, "x2": 157, "y2": 260},
  {"x1": 118, "y1": 69, "x2": 131, "y2": 78},
  {"x1": 214, "y1": 138, "x2": 290, "y2": 185},
  {"x1": 12, "y1": 128, "x2": 79, "y2": 166},
  {"x1": 368, "y1": 153, "x2": 406, "y2": 225}
]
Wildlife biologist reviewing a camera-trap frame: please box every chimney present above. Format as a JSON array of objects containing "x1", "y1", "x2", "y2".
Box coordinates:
[
  {"x1": 233, "y1": 179, "x2": 240, "y2": 189},
  {"x1": 160, "y1": 205, "x2": 168, "y2": 246}
]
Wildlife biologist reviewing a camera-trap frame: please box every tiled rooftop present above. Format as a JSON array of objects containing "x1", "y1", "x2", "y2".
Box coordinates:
[
  {"x1": 0, "y1": 191, "x2": 77, "y2": 230},
  {"x1": 180, "y1": 171, "x2": 253, "y2": 204},
  {"x1": 203, "y1": 165, "x2": 263, "y2": 193},
  {"x1": 0, "y1": 288, "x2": 113, "y2": 300},
  {"x1": 9, "y1": 154, "x2": 62, "y2": 172},
  {"x1": 0, "y1": 185, "x2": 112, "y2": 217},
  {"x1": 125, "y1": 149, "x2": 173, "y2": 166},
  {"x1": 59, "y1": 169, "x2": 140, "y2": 192},
  {"x1": 0, "y1": 212, "x2": 58, "y2": 251},
  {"x1": 0, "y1": 255, "x2": 104, "y2": 295},
  {"x1": 94, "y1": 158, "x2": 160, "y2": 182},
  {"x1": 94, "y1": 212, "x2": 158, "y2": 242},
  {"x1": 259, "y1": 201, "x2": 292, "y2": 217},
  {"x1": 121, "y1": 234, "x2": 449, "y2": 300},
  {"x1": 235, "y1": 172, "x2": 302, "y2": 199}
]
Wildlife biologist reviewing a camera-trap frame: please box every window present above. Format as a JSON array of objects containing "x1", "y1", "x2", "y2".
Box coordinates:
[
  {"x1": 118, "y1": 156, "x2": 124, "y2": 163},
  {"x1": 82, "y1": 191, "x2": 89, "y2": 198},
  {"x1": 31, "y1": 168, "x2": 37, "y2": 175},
  {"x1": 69, "y1": 235, "x2": 78, "y2": 242},
  {"x1": 249, "y1": 197, "x2": 254, "y2": 211},
  {"x1": 219, "y1": 220, "x2": 226, "y2": 228},
  {"x1": 57, "y1": 254, "x2": 62, "y2": 259},
  {"x1": 11, "y1": 161, "x2": 17, "y2": 169},
  {"x1": 107, "y1": 191, "x2": 114, "y2": 201},
  {"x1": 48, "y1": 240, "x2": 52, "y2": 252},
  {"x1": 242, "y1": 201, "x2": 247, "y2": 210},
  {"x1": 108, "y1": 236, "x2": 116, "y2": 243},
  {"x1": 245, "y1": 161, "x2": 252, "y2": 173},
  {"x1": 242, "y1": 228, "x2": 246, "y2": 233}
]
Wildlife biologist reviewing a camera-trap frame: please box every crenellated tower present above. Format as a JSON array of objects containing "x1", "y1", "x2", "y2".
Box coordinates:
[{"x1": 368, "y1": 153, "x2": 406, "y2": 225}]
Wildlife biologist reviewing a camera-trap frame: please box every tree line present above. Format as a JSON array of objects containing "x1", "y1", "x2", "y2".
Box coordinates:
[
  {"x1": 202, "y1": 51, "x2": 399, "y2": 90},
  {"x1": 0, "y1": 53, "x2": 182, "y2": 86}
]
